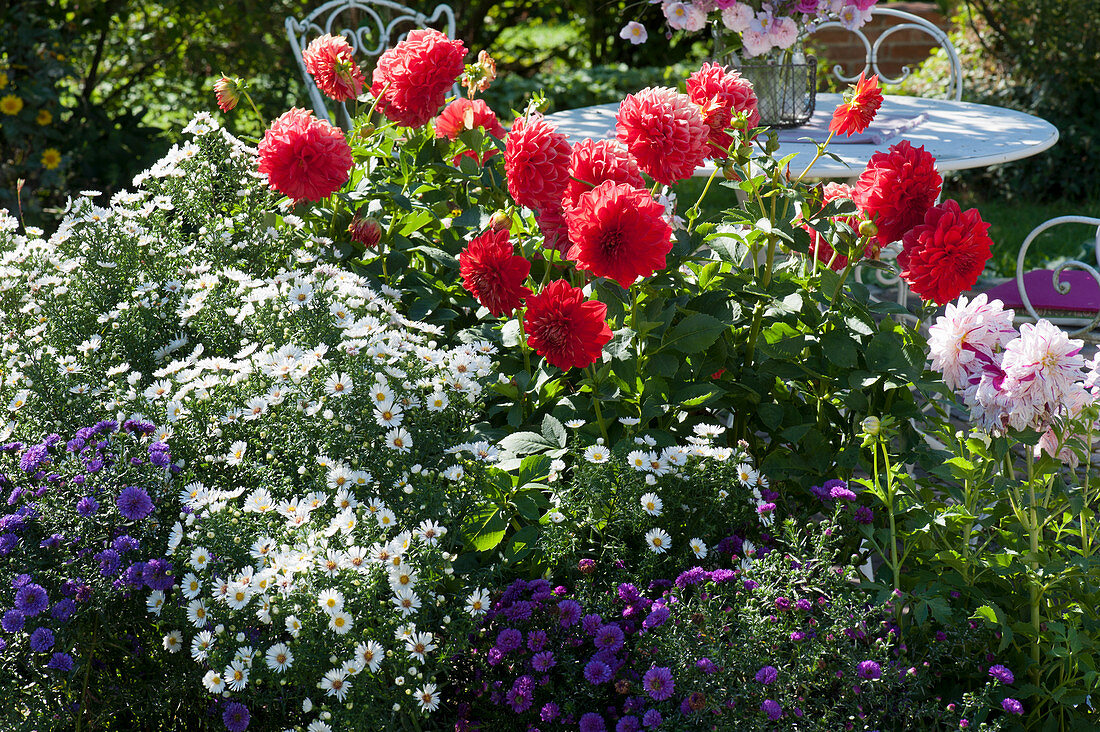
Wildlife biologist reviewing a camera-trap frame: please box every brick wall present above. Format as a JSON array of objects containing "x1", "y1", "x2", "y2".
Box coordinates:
[{"x1": 807, "y1": 2, "x2": 951, "y2": 83}]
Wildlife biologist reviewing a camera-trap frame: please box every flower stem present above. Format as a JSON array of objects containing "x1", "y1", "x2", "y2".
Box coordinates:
[
  {"x1": 796, "y1": 131, "x2": 836, "y2": 182},
  {"x1": 588, "y1": 365, "x2": 610, "y2": 442},
  {"x1": 241, "y1": 90, "x2": 265, "y2": 129}
]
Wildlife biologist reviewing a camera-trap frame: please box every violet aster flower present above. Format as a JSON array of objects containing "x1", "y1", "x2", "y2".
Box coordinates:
[
  {"x1": 95, "y1": 549, "x2": 122, "y2": 577},
  {"x1": 15, "y1": 583, "x2": 48, "y2": 616},
  {"x1": 19, "y1": 443, "x2": 50, "y2": 473},
  {"x1": 584, "y1": 659, "x2": 613, "y2": 684},
  {"x1": 709, "y1": 569, "x2": 736, "y2": 583},
  {"x1": 113, "y1": 535, "x2": 140, "y2": 553},
  {"x1": 47, "y1": 651, "x2": 74, "y2": 671},
  {"x1": 494, "y1": 628, "x2": 522, "y2": 653},
  {"x1": 642, "y1": 709, "x2": 662, "y2": 727},
  {"x1": 1001, "y1": 698, "x2": 1024, "y2": 715},
  {"x1": 1, "y1": 609, "x2": 24, "y2": 633},
  {"x1": 830, "y1": 486, "x2": 857, "y2": 501},
  {"x1": 116, "y1": 487, "x2": 153, "y2": 521},
  {"x1": 643, "y1": 604, "x2": 670, "y2": 631},
  {"x1": 642, "y1": 666, "x2": 674, "y2": 701},
  {"x1": 857, "y1": 660, "x2": 881, "y2": 680},
  {"x1": 540, "y1": 702, "x2": 560, "y2": 722},
  {"x1": 582, "y1": 613, "x2": 603, "y2": 636},
  {"x1": 557, "y1": 599, "x2": 582, "y2": 627},
  {"x1": 988, "y1": 664, "x2": 1014, "y2": 684},
  {"x1": 696, "y1": 657, "x2": 717, "y2": 674},
  {"x1": 854, "y1": 505, "x2": 874, "y2": 524},
  {"x1": 755, "y1": 665, "x2": 778, "y2": 685},
  {"x1": 674, "y1": 567, "x2": 707, "y2": 588},
  {"x1": 594, "y1": 624, "x2": 625, "y2": 652},
  {"x1": 148, "y1": 443, "x2": 171, "y2": 467},
  {"x1": 507, "y1": 675, "x2": 535, "y2": 713},
  {"x1": 29, "y1": 626, "x2": 55, "y2": 652},
  {"x1": 579, "y1": 712, "x2": 606, "y2": 732},
  {"x1": 51, "y1": 598, "x2": 76, "y2": 622},
  {"x1": 527, "y1": 629, "x2": 548, "y2": 652},
  {"x1": 76, "y1": 497, "x2": 99, "y2": 516},
  {"x1": 616, "y1": 716, "x2": 640, "y2": 732},
  {"x1": 532, "y1": 650, "x2": 556, "y2": 672},
  {"x1": 761, "y1": 699, "x2": 783, "y2": 721},
  {"x1": 222, "y1": 701, "x2": 251, "y2": 731}
]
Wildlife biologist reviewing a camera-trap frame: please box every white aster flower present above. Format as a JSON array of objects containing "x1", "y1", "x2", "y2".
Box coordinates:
[
  {"x1": 265, "y1": 642, "x2": 294, "y2": 673},
  {"x1": 644, "y1": 527, "x2": 672, "y2": 554},
  {"x1": 318, "y1": 589, "x2": 344, "y2": 614},
  {"x1": 583, "y1": 444, "x2": 610, "y2": 464},
  {"x1": 640, "y1": 492, "x2": 663, "y2": 516},
  {"x1": 355, "y1": 640, "x2": 384, "y2": 673},
  {"x1": 689, "y1": 538, "x2": 708, "y2": 559},
  {"x1": 321, "y1": 668, "x2": 351, "y2": 701},
  {"x1": 162, "y1": 630, "x2": 183, "y2": 653},
  {"x1": 202, "y1": 669, "x2": 226, "y2": 693},
  {"x1": 416, "y1": 682, "x2": 441, "y2": 712},
  {"x1": 329, "y1": 610, "x2": 353, "y2": 635}
]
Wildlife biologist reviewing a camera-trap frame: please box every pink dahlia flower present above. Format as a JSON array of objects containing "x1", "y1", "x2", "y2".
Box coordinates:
[
  {"x1": 504, "y1": 114, "x2": 572, "y2": 210},
  {"x1": 302, "y1": 33, "x2": 365, "y2": 103},
  {"x1": 257, "y1": 108, "x2": 353, "y2": 204},
  {"x1": 616, "y1": 87, "x2": 710, "y2": 185},
  {"x1": 370, "y1": 28, "x2": 466, "y2": 128}
]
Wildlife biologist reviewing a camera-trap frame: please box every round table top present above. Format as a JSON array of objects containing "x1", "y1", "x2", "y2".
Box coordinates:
[{"x1": 545, "y1": 93, "x2": 1060, "y2": 179}]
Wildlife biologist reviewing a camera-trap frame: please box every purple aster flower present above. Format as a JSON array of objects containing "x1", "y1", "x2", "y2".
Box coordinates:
[
  {"x1": 148, "y1": 443, "x2": 171, "y2": 467},
  {"x1": 76, "y1": 497, "x2": 99, "y2": 517},
  {"x1": 494, "y1": 628, "x2": 522, "y2": 653},
  {"x1": 617, "y1": 583, "x2": 641, "y2": 604},
  {"x1": 1001, "y1": 698, "x2": 1024, "y2": 715},
  {"x1": 594, "y1": 624, "x2": 625, "y2": 652},
  {"x1": 643, "y1": 604, "x2": 670, "y2": 631},
  {"x1": 708, "y1": 569, "x2": 736, "y2": 583},
  {"x1": 795, "y1": 598, "x2": 812, "y2": 611},
  {"x1": 116, "y1": 487, "x2": 153, "y2": 521},
  {"x1": 142, "y1": 558, "x2": 175, "y2": 591},
  {"x1": 988, "y1": 664, "x2": 1014, "y2": 684},
  {"x1": 755, "y1": 665, "x2": 778, "y2": 685},
  {"x1": 540, "y1": 702, "x2": 560, "y2": 722},
  {"x1": 113, "y1": 535, "x2": 140, "y2": 553},
  {"x1": 830, "y1": 486, "x2": 857, "y2": 501},
  {"x1": 532, "y1": 650, "x2": 556, "y2": 672},
  {"x1": 675, "y1": 567, "x2": 707, "y2": 588},
  {"x1": 774, "y1": 596, "x2": 791, "y2": 611},
  {"x1": 1, "y1": 609, "x2": 24, "y2": 633},
  {"x1": 642, "y1": 666, "x2": 675, "y2": 701},
  {"x1": 584, "y1": 659, "x2": 613, "y2": 685},
  {"x1": 578, "y1": 558, "x2": 596, "y2": 573},
  {"x1": 579, "y1": 712, "x2": 606, "y2": 732},
  {"x1": 51, "y1": 599, "x2": 76, "y2": 623},
  {"x1": 696, "y1": 657, "x2": 717, "y2": 674},
  {"x1": 761, "y1": 699, "x2": 783, "y2": 721},
  {"x1": 616, "y1": 716, "x2": 640, "y2": 732},
  {"x1": 744, "y1": 579, "x2": 759, "y2": 590},
  {"x1": 95, "y1": 549, "x2": 122, "y2": 577},
  {"x1": 642, "y1": 709, "x2": 662, "y2": 728},
  {"x1": 582, "y1": 613, "x2": 603, "y2": 636},
  {"x1": 507, "y1": 675, "x2": 535, "y2": 713},
  {"x1": 527, "y1": 629, "x2": 548, "y2": 652},
  {"x1": 19, "y1": 444, "x2": 50, "y2": 473},
  {"x1": 857, "y1": 660, "x2": 881, "y2": 680},
  {"x1": 486, "y1": 647, "x2": 503, "y2": 666},
  {"x1": 222, "y1": 701, "x2": 251, "y2": 731},
  {"x1": 557, "y1": 599, "x2": 582, "y2": 627},
  {"x1": 47, "y1": 652, "x2": 74, "y2": 671},
  {"x1": 0, "y1": 533, "x2": 17, "y2": 556},
  {"x1": 29, "y1": 626, "x2": 55, "y2": 652},
  {"x1": 15, "y1": 583, "x2": 49, "y2": 616},
  {"x1": 790, "y1": 631, "x2": 806, "y2": 642},
  {"x1": 854, "y1": 505, "x2": 874, "y2": 523}
]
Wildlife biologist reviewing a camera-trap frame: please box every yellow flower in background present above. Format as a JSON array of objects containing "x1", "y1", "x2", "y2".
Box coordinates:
[
  {"x1": 0, "y1": 72, "x2": 8, "y2": 90},
  {"x1": 36, "y1": 109, "x2": 52, "y2": 126},
  {"x1": 41, "y1": 148, "x2": 61, "y2": 170},
  {"x1": 0, "y1": 95, "x2": 23, "y2": 115}
]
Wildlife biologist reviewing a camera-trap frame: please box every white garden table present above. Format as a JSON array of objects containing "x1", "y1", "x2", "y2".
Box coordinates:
[{"x1": 545, "y1": 93, "x2": 1059, "y2": 180}]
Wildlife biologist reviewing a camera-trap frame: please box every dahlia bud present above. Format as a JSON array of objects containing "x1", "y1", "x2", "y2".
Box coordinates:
[
  {"x1": 357, "y1": 122, "x2": 376, "y2": 138},
  {"x1": 858, "y1": 219, "x2": 878, "y2": 239},
  {"x1": 488, "y1": 210, "x2": 511, "y2": 231},
  {"x1": 861, "y1": 416, "x2": 881, "y2": 436},
  {"x1": 722, "y1": 161, "x2": 740, "y2": 181},
  {"x1": 213, "y1": 76, "x2": 242, "y2": 112},
  {"x1": 462, "y1": 50, "x2": 498, "y2": 96},
  {"x1": 348, "y1": 208, "x2": 382, "y2": 248}
]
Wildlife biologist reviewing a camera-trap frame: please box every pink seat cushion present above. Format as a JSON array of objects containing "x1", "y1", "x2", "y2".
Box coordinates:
[{"x1": 983, "y1": 270, "x2": 1100, "y2": 313}]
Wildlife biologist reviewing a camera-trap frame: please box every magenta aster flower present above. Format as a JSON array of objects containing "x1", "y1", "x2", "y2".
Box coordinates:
[{"x1": 642, "y1": 666, "x2": 675, "y2": 701}]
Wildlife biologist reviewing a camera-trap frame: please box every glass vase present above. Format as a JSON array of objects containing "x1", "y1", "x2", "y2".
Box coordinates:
[{"x1": 712, "y1": 23, "x2": 817, "y2": 129}]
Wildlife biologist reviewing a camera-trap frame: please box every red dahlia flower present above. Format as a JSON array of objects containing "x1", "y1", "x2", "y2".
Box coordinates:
[
  {"x1": 524, "y1": 279, "x2": 612, "y2": 371},
  {"x1": 435, "y1": 98, "x2": 506, "y2": 166},
  {"x1": 562, "y1": 139, "x2": 645, "y2": 213},
  {"x1": 257, "y1": 108, "x2": 353, "y2": 204},
  {"x1": 535, "y1": 204, "x2": 570, "y2": 253},
  {"x1": 565, "y1": 181, "x2": 673, "y2": 288},
  {"x1": 686, "y1": 63, "x2": 760, "y2": 157},
  {"x1": 616, "y1": 87, "x2": 710, "y2": 185},
  {"x1": 802, "y1": 182, "x2": 865, "y2": 271},
  {"x1": 898, "y1": 199, "x2": 993, "y2": 306},
  {"x1": 370, "y1": 28, "x2": 466, "y2": 128},
  {"x1": 302, "y1": 34, "x2": 365, "y2": 103},
  {"x1": 213, "y1": 76, "x2": 241, "y2": 112},
  {"x1": 504, "y1": 114, "x2": 572, "y2": 209},
  {"x1": 829, "y1": 71, "x2": 883, "y2": 137},
  {"x1": 459, "y1": 229, "x2": 532, "y2": 316},
  {"x1": 854, "y1": 140, "x2": 941, "y2": 248}
]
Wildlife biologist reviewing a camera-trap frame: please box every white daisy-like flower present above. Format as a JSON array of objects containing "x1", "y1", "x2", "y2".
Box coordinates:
[
  {"x1": 549, "y1": 510, "x2": 565, "y2": 523},
  {"x1": 285, "y1": 614, "x2": 302, "y2": 637},
  {"x1": 243, "y1": 487, "x2": 274, "y2": 513},
  {"x1": 355, "y1": 640, "x2": 384, "y2": 673},
  {"x1": 404, "y1": 631, "x2": 436, "y2": 662},
  {"x1": 226, "y1": 441, "x2": 247, "y2": 466},
  {"x1": 146, "y1": 590, "x2": 165, "y2": 616},
  {"x1": 619, "y1": 416, "x2": 640, "y2": 426},
  {"x1": 225, "y1": 660, "x2": 250, "y2": 691},
  {"x1": 640, "y1": 492, "x2": 663, "y2": 516},
  {"x1": 324, "y1": 372, "x2": 354, "y2": 396},
  {"x1": 191, "y1": 630, "x2": 215, "y2": 662},
  {"x1": 565, "y1": 419, "x2": 585, "y2": 428},
  {"x1": 307, "y1": 721, "x2": 332, "y2": 732},
  {"x1": 416, "y1": 520, "x2": 446, "y2": 546},
  {"x1": 374, "y1": 400, "x2": 404, "y2": 427},
  {"x1": 388, "y1": 564, "x2": 418, "y2": 592},
  {"x1": 736, "y1": 463, "x2": 757, "y2": 487},
  {"x1": 318, "y1": 589, "x2": 344, "y2": 614},
  {"x1": 466, "y1": 589, "x2": 489, "y2": 616},
  {"x1": 190, "y1": 546, "x2": 211, "y2": 570},
  {"x1": 202, "y1": 669, "x2": 225, "y2": 693},
  {"x1": 265, "y1": 642, "x2": 294, "y2": 673},
  {"x1": 583, "y1": 445, "x2": 609, "y2": 464},
  {"x1": 186, "y1": 599, "x2": 208, "y2": 628},
  {"x1": 162, "y1": 630, "x2": 183, "y2": 653},
  {"x1": 626, "y1": 450, "x2": 648, "y2": 470},
  {"x1": 416, "y1": 682, "x2": 441, "y2": 712},
  {"x1": 321, "y1": 668, "x2": 351, "y2": 701},
  {"x1": 392, "y1": 588, "x2": 422, "y2": 617},
  {"x1": 226, "y1": 585, "x2": 251, "y2": 610},
  {"x1": 426, "y1": 390, "x2": 449, "y2": 411},
  {"x1": 329, "y1": 610, "x2": 353, "y2": 635},
  {"x1": 385, "y1": 427, "x2": 412, "y2": 453},
  {"x1": 644, "y1": 528, "x2": 671, "y2": 554},
  {"x1": 689, "y1": 538, "x2": 708, "y2": 559}
]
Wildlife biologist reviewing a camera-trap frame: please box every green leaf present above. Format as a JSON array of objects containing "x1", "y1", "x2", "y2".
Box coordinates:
[
  {"x1": 820, "y1": 329, "x2": 857, "y2": 368},
  {"x1": 758, "y1": 403, "x2": 784, "y2": 431},
  {"x1": 499, "y1": 431, "x2": 557, "y2": 456},
  {"x1": 464, "y1": 506, "x2": 509, "y2": 552},
  {"x1": 542, "y1": 414, "x2": 567, "y2": 448},
  {"x1": 660, "y1": 313, "x2": 727, "y2": 354}
]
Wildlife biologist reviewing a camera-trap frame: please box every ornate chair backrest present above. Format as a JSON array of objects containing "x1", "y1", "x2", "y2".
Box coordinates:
[
  {"x1": 812, "y1": 6, "x2": 962, "y2": 101},
  {"x1": 1014, "y1": 216, "x2": 1100, "y2": 338},
  {"x1": 286, "y1": 0, "x2": 459, "y2": 129}
]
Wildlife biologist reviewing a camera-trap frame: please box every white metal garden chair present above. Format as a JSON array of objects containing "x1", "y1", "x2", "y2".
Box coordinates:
[
  {"x1": 981, "y1": 216, "x2": 1100, "y2": 341},
  {"x1": 286, "y1": 0, "x2": 459, "y2": 129}
]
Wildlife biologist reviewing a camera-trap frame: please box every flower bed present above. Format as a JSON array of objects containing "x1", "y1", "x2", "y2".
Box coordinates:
[{"x1": 0, "y1": 27, "x2": 1096, "y2": 732}]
